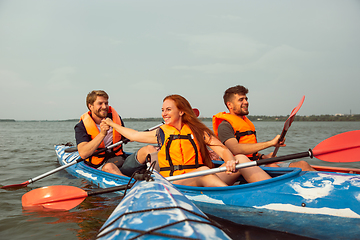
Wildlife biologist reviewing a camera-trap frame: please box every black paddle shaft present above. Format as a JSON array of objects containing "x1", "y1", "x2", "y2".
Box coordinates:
[
  {"x1": 87, "y1": 182, "x2": 135, "y2": 197},
  {"x1": 65, "y1": 138, "x2": 130, "y2": 153},
  {"x1": 257, "y1": 150, "x2": 313, "y2": 166}
]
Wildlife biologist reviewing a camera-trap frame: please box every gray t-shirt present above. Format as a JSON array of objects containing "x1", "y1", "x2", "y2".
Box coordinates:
[{"x1": 217, "y1": 120, "x2": 236, "y2": 144}]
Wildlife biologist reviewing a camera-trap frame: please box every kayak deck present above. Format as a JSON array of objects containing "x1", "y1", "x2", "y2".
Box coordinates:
[
  {"x1": 311, "y1": 165, "x2": 360, "y2": 174},
  {"x1": 96, "y1": 171, "x2": 231, "y2": 239}
]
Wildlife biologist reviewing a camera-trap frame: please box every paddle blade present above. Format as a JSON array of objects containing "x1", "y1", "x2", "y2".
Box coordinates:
[
  {"x1": 193, "y1": 108, "x2": 200, "y2": 117},
  {"x1": 284, "y1": 95, "x2": 305, "y2": 130},
  {"x1": 272, "y1": 96, "x2": 305, "y2": 157},
  {"x1": 1, "y1": 181, "x2": 29, "y2": 189},
  {"x1": 313, "y1": 130, "x2": 360, "y2": 162},
  {"x1": 22, "y1": 185, "x2": 88, "y2": 210}
]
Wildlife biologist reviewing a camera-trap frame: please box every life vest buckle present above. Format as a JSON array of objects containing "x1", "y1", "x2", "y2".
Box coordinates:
[
  {"x1": 172, "y1": 135, "x2": 181, "y2": 140},
  {"x1": 173, "y1": 165, "x2": 183, "y2": 171}
]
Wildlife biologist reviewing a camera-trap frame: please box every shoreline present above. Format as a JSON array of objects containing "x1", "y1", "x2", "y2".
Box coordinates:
[{"x1": 2, "y1": 114, "x2": 360, "y2": 122}]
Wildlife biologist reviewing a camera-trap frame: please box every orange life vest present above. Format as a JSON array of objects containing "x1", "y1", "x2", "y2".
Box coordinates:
[
  {"x1": 81, "y1": 106, "x2": 123, "y2": 168},
  {"x1": 157, "y1": 124, "x2": 204, "y2": 177},
  {"x1": 212, "y1": 112, "x2": 259, "y2": 160}
]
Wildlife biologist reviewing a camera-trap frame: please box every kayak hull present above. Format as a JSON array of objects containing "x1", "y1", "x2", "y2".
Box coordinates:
[
  {"x1": 97, "y1": 171, "x2": 231, "y2": 239},
  {"x1": 56, "y1": 145, "x2": 360, "y2": 239}
]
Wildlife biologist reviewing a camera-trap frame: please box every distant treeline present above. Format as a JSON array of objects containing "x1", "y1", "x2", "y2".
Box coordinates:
[
  {"x1": 123, "y1": 118, "x2": 164, "y2": 122},
  {"x1": 246, "y1": 114, "x2": 360, "y2": 122},
  {"x1": 0, "y1": 119, "x2": 15, "y2": 122},
  {"x1": 124, "y1": 114, "x2": 360, "y2": 122},
  {"x1": 2, "y1": 114, "x2": 360, "y2": 122}
]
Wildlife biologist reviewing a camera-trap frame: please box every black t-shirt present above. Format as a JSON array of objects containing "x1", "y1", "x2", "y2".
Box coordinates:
[{"x1": 156, "y1": 128, "x2": 165, "y2": 148}]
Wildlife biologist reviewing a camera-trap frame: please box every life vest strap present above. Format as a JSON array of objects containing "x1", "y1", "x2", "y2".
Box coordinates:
[
  {"x1": 169, "y1": 134, "x2": 194, "y2": 140},
  {"x1": 234, "y1": 130, "x2": 259, "y2": 160},
  {"x1": 92, "y1": 148, "x2": 120, "y2": 158},
  {"x1": 235, "y1": 130, "x2": 256, "y2": 141},
  {"x1": 248, "y1": 152, "x2": 259, "y2": 160},
  {"x1": 165, "y1": 133, "x2": 200, "y2": 176},
  {"x1": 85, "y1": 150, "x2": 119, "y2": 168},
  {"x1": 160, "y1": 164, "x2": 205, "y2": 172}
]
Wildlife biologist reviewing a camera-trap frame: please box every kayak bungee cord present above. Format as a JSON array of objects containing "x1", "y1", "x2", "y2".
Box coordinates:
[
  {"x1": 96, "y1": 206, "x2": 223, "y2": 240},
  {"x1": 122, "y1": 160, "x2": 157, "y2": 196}
]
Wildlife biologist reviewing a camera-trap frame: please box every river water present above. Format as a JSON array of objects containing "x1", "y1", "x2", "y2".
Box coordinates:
[{"x1": 1, "y1": 120, "x2": 359, "y2": 240}]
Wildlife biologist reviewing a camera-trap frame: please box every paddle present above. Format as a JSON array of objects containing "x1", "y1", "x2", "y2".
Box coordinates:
[
  {"x1": 271, "y1": 96, "x2": 305, "y2": 157},
  {"x1": 169, "y1": 130, "x2": 360, "y2": 181},
  {"x1": 22, "y1": 183, "x2": 135, "y2": 210},
  {"x1": 1, "y1": 141, "x2": 132, "y2": 190},
  {"x1": 1, "y1": 122, "x2": 165, "y2": 189},
  {"x1": 22, "y1": 130, "x2": 360, "y2": 210},
  {"x1": 193, "y1": 108, "x2": 200, "y2": 117}
]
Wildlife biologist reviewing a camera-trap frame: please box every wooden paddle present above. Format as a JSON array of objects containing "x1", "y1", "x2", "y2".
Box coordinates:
[
  {"x1": 271, "y1": 96, "x2": 305, "y2": 157},
  {"x1": 21, "y1": 130, "x2": 360, "y2": 210}
]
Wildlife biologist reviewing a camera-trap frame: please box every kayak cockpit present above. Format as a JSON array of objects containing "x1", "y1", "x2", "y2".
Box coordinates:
[
  {"x1": 211, "y1": 159, "x2": 303, "y2": 186},
  {"x1": 232, "y1": 166, "x2": 303, "y2": 185}
]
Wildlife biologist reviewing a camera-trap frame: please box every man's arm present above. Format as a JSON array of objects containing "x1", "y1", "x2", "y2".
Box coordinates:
[
  {"x1": 218, "y1": 121, "x2": 282, "y2": 156},
  {"x1": 223, "y1": 138, "x2": 276, "y2": 156},
  {"x1": 75, "y1": 120, "x2": 109, "y2": 159}
]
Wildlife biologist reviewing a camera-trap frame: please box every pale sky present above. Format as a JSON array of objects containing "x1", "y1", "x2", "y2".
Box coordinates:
[{"x1": 1, "y1": 0, "x2": 359, "y2": 120}]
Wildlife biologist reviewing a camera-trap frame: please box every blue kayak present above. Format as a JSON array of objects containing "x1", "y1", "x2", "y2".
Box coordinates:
[
  {"x1": 56, "y1": 144, "x2": 360, "y2": 239},
  {"x1": 96, "y1": 170, "x2": 231, "y2": 239}
]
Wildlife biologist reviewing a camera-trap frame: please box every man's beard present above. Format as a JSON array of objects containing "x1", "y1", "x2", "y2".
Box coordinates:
[
  {"x1": 94, "y1": 108, "x2": 108, "y2": 119},
  {"x1": 234, "y1": 107, "x2": 249, "y2": 116}
]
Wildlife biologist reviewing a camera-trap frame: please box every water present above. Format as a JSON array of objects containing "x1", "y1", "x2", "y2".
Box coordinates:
[{"x1": 1, "y1": 120, "x2": 359, "y2": 240}]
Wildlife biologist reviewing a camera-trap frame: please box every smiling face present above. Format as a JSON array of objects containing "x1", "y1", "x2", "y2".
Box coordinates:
[
  {"x1": 227, "y1": 93, "x2": 249, "y2": 116},
  {"x1": 89, "y1": 96, "x2": 109, "y2": 122},
  {"x1": 161, "y1": 99, "x2": 184, "y2": 130}
]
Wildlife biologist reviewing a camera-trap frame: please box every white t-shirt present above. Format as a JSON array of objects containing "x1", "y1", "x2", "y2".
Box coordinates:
[{"x1": 96, "y1": 124, "x2": 113, "y2": 147}]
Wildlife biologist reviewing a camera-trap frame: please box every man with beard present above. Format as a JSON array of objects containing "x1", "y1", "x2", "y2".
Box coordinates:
[
  {"x1": 212, "y1": 85, "x2": 315, "y2": 171},
  {"x1": 75, "y1": 90, "x2": 156, "y2": 176}
]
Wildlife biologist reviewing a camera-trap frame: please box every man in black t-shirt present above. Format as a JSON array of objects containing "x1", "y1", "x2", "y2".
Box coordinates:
[{"x1": 75, "y1": 90, "x2": 157, "y2": 176}]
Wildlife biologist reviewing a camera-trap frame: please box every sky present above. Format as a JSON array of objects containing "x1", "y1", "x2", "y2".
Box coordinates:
[{"x1": 0, "y1": 0, "x2": 359, "y2": 120}]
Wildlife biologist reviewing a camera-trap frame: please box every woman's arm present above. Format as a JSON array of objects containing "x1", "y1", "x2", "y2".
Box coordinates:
[
  {"x1": 103, "y1": 118, "x2": 158, "y2": 144},
  {"x1": 208, "y1": 135, "x2": 271, "y2": 182},
  {"x1": 206, "y1": 135, "x2": 239, "y2": 173}
]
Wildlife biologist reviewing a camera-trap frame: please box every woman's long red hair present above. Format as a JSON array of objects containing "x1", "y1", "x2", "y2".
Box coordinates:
[{"x1": 163, "y1": 94, "x2": 215, "y2": 168}]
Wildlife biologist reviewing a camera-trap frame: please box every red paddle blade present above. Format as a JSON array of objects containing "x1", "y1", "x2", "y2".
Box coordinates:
[
  {"x1": 193, "y1": 108, "x2": 200, "y2": 117},
  {"x1": 284, "y1": 96, "x2": 305, "y2": 130},
  {"x1": 1, "y1": 181, "x2": 29, "y2": 189},
  {"x1": 313, "y1": 130, "x2": 360, "y2": 162},
  {"x1": 22, "y1": 185, "x2": 88, "y2": 210}
]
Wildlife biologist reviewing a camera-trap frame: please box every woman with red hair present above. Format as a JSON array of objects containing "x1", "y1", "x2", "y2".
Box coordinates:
[{"x1": 104, "y1": 94, "x2": 270, "y2": 187}]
